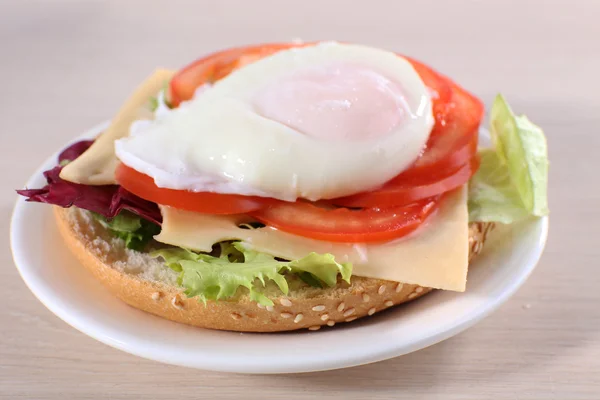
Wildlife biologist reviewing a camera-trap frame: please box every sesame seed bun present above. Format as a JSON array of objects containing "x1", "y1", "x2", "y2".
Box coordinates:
[{"x1": 53, "y1": 206, "x2": 494, "y2": 332}]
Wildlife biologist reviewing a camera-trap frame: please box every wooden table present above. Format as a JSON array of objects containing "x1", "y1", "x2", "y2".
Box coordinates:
[{"x1": 2, "y1": 0, "x2": 599, "y2": 398}]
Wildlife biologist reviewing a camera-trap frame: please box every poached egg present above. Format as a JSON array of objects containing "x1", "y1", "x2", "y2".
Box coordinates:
[{"x1": 115, "y1": 42, "x2": 434, "y2": 201}]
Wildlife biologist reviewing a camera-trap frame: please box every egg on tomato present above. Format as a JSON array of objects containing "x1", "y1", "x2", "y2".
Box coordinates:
[{"x1": 115, "y1": 42, "x2": 434, "y2": 201}]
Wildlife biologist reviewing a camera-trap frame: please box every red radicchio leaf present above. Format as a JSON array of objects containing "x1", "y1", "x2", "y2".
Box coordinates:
[
  {"x1": 58, "y1": 140, "x2": 95, "y2": 163},
  {"x1": 17, "y1": 140, "x2": 162, "y2": 225}
]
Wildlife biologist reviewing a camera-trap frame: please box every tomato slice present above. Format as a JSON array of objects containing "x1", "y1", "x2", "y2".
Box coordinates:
[
  {"x1": 250, "y1": 197, "x2": 439, "y2": 243},
  {"x1": 115, "y1": 164, "x2": 274, "y2": 215},
  {"x1": 405, "y1": 57, "x2": 453, "y2": 133},
  {"x1": 169, "y1": 43, "x2": 306, "y2": 107},
  {"x1": 397, "y1": 83, "x2": 483, "y2": 180},
  {"x1": 169, "y1": 43, "x2": 455, "y2": 114},
  {"x1": 333, "y1": 156, "x2": 479, "y2": 208}
]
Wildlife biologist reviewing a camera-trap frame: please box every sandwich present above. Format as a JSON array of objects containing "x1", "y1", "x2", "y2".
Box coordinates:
[{"x1": 17, "y1": 41, "x2": 549, "y2": 332}]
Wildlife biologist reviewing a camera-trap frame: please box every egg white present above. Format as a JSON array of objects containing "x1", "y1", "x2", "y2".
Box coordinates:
[{"x1": 115, "y1": 42, "x2": 434, "y2": 201}]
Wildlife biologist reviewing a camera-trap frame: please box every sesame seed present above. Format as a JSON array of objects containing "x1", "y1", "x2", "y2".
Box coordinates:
[
  {"x1": 345, "y1": 316, "x2": 358, "y2": 322},
  {"x1": 337, "y1": 302, "x2": 345, "y2": 312},
  {"x1": 415, "y1": 287, "x2": 424, "y2": 293},
  {"x1": 280, "y1": 312, "x2": 293, "y2": 319},
  {"x1": 378, "y1": 285, "x2": 386, "y2": 295},
  {"x1": 151, "y1": 292, "x2": 161, "y2": 301},
  {"x1": 266, "y1": 305, "x2": 274, "y2": 312},
  {"x1": 395, "y1": 283, "x2": 404, "y2": 293},
  {"x1": 320, "y1": 314, "x2": 329, "y2": 321},
  {"x1": 257, "y1": 303, "x2": 265, "y2": 309},
  {"x1": 368, "y1": 307, "x2": 376, "y2": 315},
  {"x1": 362, "y1": 294, "x2": 370, "y2": 302},
  {"x1": 408, "y1": 293, "x2": 418, "y2": 299},
  {"x1": 384, "y1": 300, "x2": 394, "y2": 307},
  {"x1": 231, "y1": 313, "x2": 242, "y2": 320},
  {"x1": 294, "y1": 314, "x2": 304, "y2": 323},
  {"x1": 308, "y1": 325, "x2": 321, "y2": 331},
  {"x1": 326, "y1": 320, "x2": 335, "y2": 327},
  {"x1": 343, "y1": 308, "x2": 356, "y2": 317},
  {"x1": 312, "y1": 305, "x2": 326, "y2": 312},
  {"x1": 280, "y1": 298, "x2": 292, "y2": 307},
  {"x1": 171, "y1": 297, "x2": 184, "y2": 310}
]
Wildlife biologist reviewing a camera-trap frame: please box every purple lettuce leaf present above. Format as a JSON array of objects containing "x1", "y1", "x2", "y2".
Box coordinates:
[{"x1": 17, "y1": 140, "x2": 162, "y2": 225}]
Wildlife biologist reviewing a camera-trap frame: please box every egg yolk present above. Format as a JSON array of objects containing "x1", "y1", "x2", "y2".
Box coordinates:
[{"x1": 253, "y1": 63, "x2": 410, "y2": 141}]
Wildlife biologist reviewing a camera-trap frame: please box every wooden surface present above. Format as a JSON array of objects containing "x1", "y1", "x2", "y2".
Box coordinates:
[{"x1": 1, "y1": 0, "x2": 599, "y2": 398}]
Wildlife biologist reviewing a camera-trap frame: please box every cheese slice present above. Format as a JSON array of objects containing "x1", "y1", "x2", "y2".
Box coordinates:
[
  {"x1": 60, "y1": 69, "x2": 175, "y2": 185},
  {"x1": 155, "y1": 187, "x2": 469, "y2": 291}
]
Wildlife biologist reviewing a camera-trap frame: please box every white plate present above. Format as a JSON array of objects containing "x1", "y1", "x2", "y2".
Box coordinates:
[{"x1": 10, "y1": 122, "x2": 548, "y2": 374}]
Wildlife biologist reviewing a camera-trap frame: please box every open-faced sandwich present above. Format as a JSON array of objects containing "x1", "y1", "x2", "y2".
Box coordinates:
[{"x1": 17, "y1": 42, "x2": 548, "y2": 332}]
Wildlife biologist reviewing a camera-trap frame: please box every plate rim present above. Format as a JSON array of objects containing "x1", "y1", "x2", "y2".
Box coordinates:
[{"x1": 10, "y1": 121, "x2": 549, "y2": 373}]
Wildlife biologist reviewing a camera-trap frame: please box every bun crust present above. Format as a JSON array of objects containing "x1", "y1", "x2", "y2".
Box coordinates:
[{"x1": 54, "y1": 206, "x2": 494, "y2": 332}]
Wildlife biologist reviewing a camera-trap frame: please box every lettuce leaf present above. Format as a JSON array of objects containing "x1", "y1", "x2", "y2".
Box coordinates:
[
  {"x1": 148, "y1": 96, "x2": 159, "y2": 112},
  {"x1": 469, "y1": 95, "x2": 549, "y2": 223},
  {"x1": 289, "y1": 252, "x2": 352, "y2": 287},
  {"x1": 152, "y1": 243, "x2": 352, "y2": 306},
  {"x1": 92, "y1": 211, "x2": 160, "y2": 251},
  {"x1": 468, "y1": 149, "x2": 530, "y2": 223}
]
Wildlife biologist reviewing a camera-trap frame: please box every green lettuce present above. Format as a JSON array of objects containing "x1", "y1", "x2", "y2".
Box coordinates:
[
  {"x1": 148, "y1": 86, "x2": 172, "y2": 112},
  {"x1": 92, "y1": 211, "x2": 160, "y2": 251},
  {"x1": 469, "y1": 94, "x2": 549, "y2": 223},
  {"x1": 152, "y1": 242, "x2": 351, "y2": 306},
  {"x1": 148, "y1": 96, "x2": 159, "y2": 112}
]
